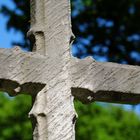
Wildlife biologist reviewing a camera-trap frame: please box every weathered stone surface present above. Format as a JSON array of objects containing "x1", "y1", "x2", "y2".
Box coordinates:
[
  {"x1": 1, "y1": 0, "x2": 140, "y2": 140},
  {"x1": 0, "y1": 47, "x2": 46, "y2": 96},
  {"x1": 71, "y1": 57, "x2": 140, "y2": 104},
  {"x1": 0, "y1": 0, "x2": 77, "y2": 139},
  {"x1": 28, "y1": 0, "x2": 76, "y2": 140},
  {"x1": 0, "y1": 47, "x2": 46, "y2": 83}
]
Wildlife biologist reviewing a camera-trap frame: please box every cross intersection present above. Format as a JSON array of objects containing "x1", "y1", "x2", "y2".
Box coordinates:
[{"x1": 0, "y1": 0, "x2": 140, "y2": 140}]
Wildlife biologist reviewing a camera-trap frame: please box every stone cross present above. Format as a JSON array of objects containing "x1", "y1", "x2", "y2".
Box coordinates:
[{"x1": 0, "y1": 0, "x2": 140, "y2": 140}]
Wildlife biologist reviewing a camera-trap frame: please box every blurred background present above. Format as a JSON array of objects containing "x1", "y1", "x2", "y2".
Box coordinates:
[{"x1": 0, "y1": 0, "x2": 140, "y2": 139}]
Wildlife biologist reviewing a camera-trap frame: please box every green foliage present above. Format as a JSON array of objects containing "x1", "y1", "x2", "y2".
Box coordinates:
[
  {"x1": 0, "y1": 93, "x2": 140, "y2": 140},
  {"x1": 75, "y1": 101, "x2": 140, "y2": 140},
  {"x1": 0, "y1": 93, "x2": 32, "y2": 140}
]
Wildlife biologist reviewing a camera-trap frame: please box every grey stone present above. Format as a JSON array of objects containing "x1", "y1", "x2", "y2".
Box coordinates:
[{"x1": 0, "y1": 0, "x2": 140, "y2": 140}]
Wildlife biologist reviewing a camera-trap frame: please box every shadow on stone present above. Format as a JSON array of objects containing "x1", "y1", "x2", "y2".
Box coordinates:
[
  {"x1": 72, "y1": 87, "x2": 140, "y2": 105},
  {"x1": 0, "y1": 79, "x2": 46, "y2": 96}
]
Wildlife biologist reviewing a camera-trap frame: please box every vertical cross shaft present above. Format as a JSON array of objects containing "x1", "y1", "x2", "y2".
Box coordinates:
[
  {"x1": 28, "y1": 0, "x2": 76, "y2": 139},
  {"x1": 2, "y1": 0, "x2": 140, "y2": 139}
]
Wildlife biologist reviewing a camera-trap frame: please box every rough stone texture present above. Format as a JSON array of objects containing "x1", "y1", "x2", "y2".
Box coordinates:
[
  {"x1": 71, "y1": 57, "x2": 140, "y2": 104},
  {"x1": 0, "y1": 46, "x2": 46, "y2": 96},
  {"x1": 28, "y1": 0, "x2": 76, "y2": 140},
  {"x1": 1, "y1": 0, "x2": 140, "y2": 140},
  {"x1": 0, "y1": 0, "x2": 77, "y2": 139}
]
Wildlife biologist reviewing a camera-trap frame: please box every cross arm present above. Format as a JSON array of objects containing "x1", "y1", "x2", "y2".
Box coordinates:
[
  {"x1": 0, "y1": 47, "x2": 45, "y2": 96},
  {"x1": 71, "y1": 57, "x2": 140, "y2": 104}
]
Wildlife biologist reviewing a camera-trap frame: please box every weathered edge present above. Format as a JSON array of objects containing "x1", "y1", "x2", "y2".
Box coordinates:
[
  {"x1": 70, "y1": 57, "x2": 140, "y2": 104},
  {"x1": 0, "y1": 47, "x2": 46, "y2": 96},
  {"x1": 29, "y1": 0, "x2": 77, "y2": 139}
]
